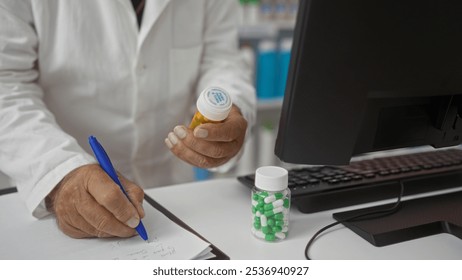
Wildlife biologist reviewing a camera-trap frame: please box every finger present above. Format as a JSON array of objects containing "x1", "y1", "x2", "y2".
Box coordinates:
[
  {"x1": 165, "y1": 134, "x2": 229, "y2": 168},
  {"x1": 119, "y1": 176, "x2": 145, "y2": 219},
  {"x1": 56, "y1": 211, "x2": 116, "y2": 238},
  {"x1": 193, "y1": 110, "x2": 247, "y2": 142},
  {"x1": 76, "y1": 196, "x2": 138, "y2": 238},
  {"x1": 173, "y1": 126, "x2": 240, "y2": 159},
  {"x1": 59, "y1": 211, "x2": 114, "y2": 238},
  {"x1": 71, "y1": 217, "x2": 114, "y2": 238},
  {"x1": 86, "y1": 168, "x2": 140, "y2": 229},
  {"x1": 57, "y1": 219, "x2": 93, "y2": 239}
]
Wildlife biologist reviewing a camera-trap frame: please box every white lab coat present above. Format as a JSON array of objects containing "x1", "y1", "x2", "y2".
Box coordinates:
[{"x1": 0, "y1": 0, "x2": 256, "y2": 218}]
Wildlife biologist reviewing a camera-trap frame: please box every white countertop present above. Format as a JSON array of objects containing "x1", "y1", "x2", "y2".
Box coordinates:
[{"x1": 146, "y1": 178, "x2": 462, "y2": 260}]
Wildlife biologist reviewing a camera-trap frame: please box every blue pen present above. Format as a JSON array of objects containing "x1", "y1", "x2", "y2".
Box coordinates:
[{"x1": 88, "y1": 135, "x2": 148, "y2": 241}]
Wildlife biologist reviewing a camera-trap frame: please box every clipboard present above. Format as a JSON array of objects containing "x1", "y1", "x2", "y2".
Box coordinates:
[
  {"x1": 0, "y1": 187, "x2": 229, "y2": 260},
  {"x1": 144, "y1": 194, "x2": 229, "y2": 260}
]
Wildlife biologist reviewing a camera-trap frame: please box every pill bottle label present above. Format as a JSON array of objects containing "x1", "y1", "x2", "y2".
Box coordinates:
[
  {"x1": 251, "y1": 188, "x2": 290, "y2": 242},
  {"x1": 189, "y1": 111, "x2": 221, "y2": 130}
]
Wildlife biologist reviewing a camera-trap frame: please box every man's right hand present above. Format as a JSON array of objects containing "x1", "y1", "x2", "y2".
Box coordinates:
[{"x1": 46, "y1": 164, "x2": 145, "y2": 238}]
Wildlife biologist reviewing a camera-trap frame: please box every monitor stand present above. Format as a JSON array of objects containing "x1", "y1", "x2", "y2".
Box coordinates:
[{"x1": 332, "y1": 191, "x2": 462, "y2": 247}]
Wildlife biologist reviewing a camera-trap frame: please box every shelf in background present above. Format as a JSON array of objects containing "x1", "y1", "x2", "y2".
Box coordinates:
[
  {"x1": 238, "y1": 21, "x2": 295, "y2": 39},
  {"x1": 257, "y1": 98, "x2": 283, "y2": 110}
]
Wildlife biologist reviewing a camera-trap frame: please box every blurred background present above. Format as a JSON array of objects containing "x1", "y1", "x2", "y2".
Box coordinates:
[{"x1": 0, "y1": 0, "x2": 299, "y2": 189}]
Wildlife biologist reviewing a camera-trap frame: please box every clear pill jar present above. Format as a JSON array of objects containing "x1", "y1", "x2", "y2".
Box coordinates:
[
  {"x1": 251, "y1": 166, "x2": 290, "y2": 242},
  {"x1": 189, "y1": 87, "x2": 232, "y2": 130}
]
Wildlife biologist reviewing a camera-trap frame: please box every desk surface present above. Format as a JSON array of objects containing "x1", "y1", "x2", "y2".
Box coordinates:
[
  {"x1": 2, "y1": 178, "x2": 462, "y2": 260},
  {"x1": 146, "y1": 178, "x2": 462, "y2": 260}
]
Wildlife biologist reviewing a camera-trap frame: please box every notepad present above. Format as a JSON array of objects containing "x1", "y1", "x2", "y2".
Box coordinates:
[{"x1": 0, "y1": 192, "x2": 213, "y2": 260}]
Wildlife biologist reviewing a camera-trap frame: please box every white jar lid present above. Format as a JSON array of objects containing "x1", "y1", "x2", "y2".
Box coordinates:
[
  {"x1": 196, "y1": 87, "x2": 232, "y2": 121},
  {"x1": 255, "y1": 166, "x2": 288, "y2": 192}
]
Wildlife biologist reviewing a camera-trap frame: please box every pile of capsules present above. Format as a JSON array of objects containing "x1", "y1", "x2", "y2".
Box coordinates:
[{"x1": 251, "y1": 190, "x2": 290, "y2": 241}]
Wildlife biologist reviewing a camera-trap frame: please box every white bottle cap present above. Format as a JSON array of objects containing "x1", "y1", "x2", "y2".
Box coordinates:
[
  {"x1": 196, "y1": 87, "x2": 233, "y2": 121},
  {"x1": 255, "y1": 166, "x2": 288, "y2": 192}
]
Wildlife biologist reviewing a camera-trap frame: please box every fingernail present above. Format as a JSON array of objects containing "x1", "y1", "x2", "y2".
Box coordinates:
[
  {"x1": 168, "y1": 132, "x2": 178, "y2": 145},
  {"x1": 139, "y1": 205, "x2": 145, "y2": 218},
  {"x1": 194, "y1": 128, "x2": 208, "y2": 138},
  {"x1": 165, "y1": 138, "x2": 173, "y2": 149},
  {"x1": 127, "y1": 217, "x2": 139, "y2": 228},
  {"x1": 174, "y1": 126, "x2": 187, "y2": 139}
]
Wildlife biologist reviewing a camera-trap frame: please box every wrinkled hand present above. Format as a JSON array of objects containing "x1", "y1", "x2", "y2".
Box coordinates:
[
  {"x1": 165, "y1": 105, "x2": 247, "y2": 168},
  {"x1": 46, "y1": 164, "x2": 145, "y2": 238}
]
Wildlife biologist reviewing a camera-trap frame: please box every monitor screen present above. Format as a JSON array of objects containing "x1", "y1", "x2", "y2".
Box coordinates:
[{"x1": 275, "y1": 0, "x2": 462, "y2": 165}]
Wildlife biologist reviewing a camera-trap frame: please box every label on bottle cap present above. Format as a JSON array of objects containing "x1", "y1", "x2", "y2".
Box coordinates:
[
  {"x1": 206, "y1": 88, "x2": 230, "y2": 107},
  {"x1": 197, "y1": 87, "x2": 232, "y2": 121}
]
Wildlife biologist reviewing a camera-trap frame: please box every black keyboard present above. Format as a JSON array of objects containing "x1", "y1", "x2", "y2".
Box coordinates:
[{"x1": 237, "y1": 148, "x2": 462, "y2": 213}]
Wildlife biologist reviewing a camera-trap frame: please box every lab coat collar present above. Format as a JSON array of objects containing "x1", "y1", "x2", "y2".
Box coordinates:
[
  {"x1": 116, "y1": 0, "x2": 171, "y2": 48},
  {"x1": 139, "y1": 0, "x2": 171, "y2": 47}
]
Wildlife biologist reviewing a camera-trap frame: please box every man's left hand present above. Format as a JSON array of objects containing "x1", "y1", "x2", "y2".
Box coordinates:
[{"x1": 165, "y1": 105, "x2": 247, "y2": 168}]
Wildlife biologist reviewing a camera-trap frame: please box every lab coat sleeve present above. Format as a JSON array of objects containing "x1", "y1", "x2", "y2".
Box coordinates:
[
  {"x1": 197, "y1": 0, "x2": 257, "y2": 171},
  {"x1": 0, "y1": 2, "x2": 95, "y2": 218}
]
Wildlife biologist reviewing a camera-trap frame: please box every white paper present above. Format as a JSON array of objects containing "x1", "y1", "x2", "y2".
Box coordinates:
[{"x1": 0, "y1": 193, "x2": 211, "y2": 260}]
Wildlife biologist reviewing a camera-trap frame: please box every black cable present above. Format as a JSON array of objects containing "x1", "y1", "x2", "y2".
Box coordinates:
[{"x1": 304, "y1": 180, "x2": 406, "y2": 260}]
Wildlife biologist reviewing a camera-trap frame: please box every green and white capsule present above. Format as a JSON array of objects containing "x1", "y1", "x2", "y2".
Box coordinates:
[
  {"x1": 260, "y1": 214, "x2": 268, "y2": 226},
  {"x1": 275, "y1": 232, "x2": 286, "y2": 239},
  {"x1": 264, "y1": 206, "x2": 284, "y2": 217},
  {"x1": 263, "y1": 192, "x2": 284, "y2": 203},
  {"x1": 263, "y1": 199, "x2": 284, "y2": 210}
]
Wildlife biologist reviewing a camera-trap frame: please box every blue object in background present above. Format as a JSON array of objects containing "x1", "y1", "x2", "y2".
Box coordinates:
[
  {"x1": 277, "y1": 38, "x2": 292, "y2": 97},
  {"x1": 256, "y1": 40, "x2": 277, "y2": 99},
  {"x1": 193, "y1": 167, "x2": 211, "y2": 181}
]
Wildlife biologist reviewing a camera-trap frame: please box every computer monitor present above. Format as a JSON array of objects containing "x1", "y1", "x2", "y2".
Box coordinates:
[{"x1": 275, "y1": 0, "x2": 462, "y2": 165}]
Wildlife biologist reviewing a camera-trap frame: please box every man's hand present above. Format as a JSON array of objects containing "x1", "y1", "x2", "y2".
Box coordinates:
[
  {"x1": 165, "y1": 105, "x2": 248, "y2": 168},
  {"x1": 46, "y1": 164, "x2": 145, "y2": 238}
]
